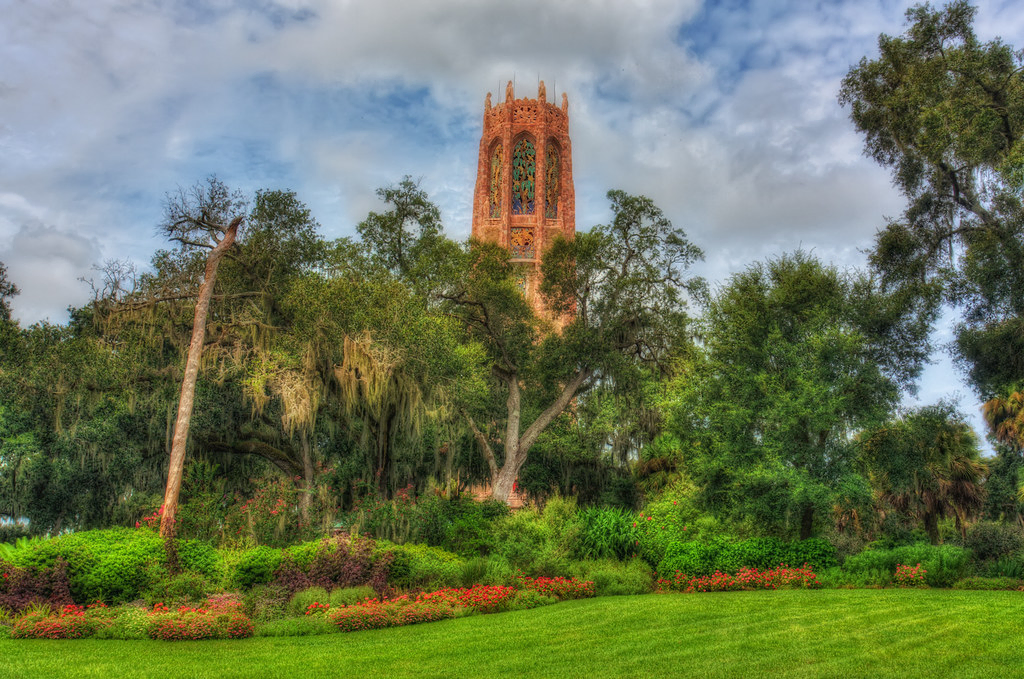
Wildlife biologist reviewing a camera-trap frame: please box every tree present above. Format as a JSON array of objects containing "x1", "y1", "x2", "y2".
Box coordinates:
[
  {"x1": 666, "y1": 252, "x2": 931, "y2": 538},
  {"x1": 0, "y1": 261, "x2": 18, "y2": 323},
  {"x1": 861, "y1": 404, "x2": 987, "y2": 543},
  {"x1": 448, "y1": 190, "x2": 704, "y2": 503},
  {"x1": 839, "y1": 1, "x2": 1024, "y2": 397},
  {"x1": 159, "y1": 177, "x2": 245, "y2": 538}
]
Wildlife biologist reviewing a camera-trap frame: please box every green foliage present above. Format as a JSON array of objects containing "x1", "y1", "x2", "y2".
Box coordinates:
[
  {"x1": 91, "y1": 607, "x2": 151, "y2": 640},
  {"x1": 287, "y1": 587, "x2": 330, "y2": 617},
  {"x1": 244, "y1": 584, "x2": 290, "y2": 623},
  {"x1": 667, "y1": 252, "x2": 919, "y2": 539},
  {"x1": 963, "y1": 521, "x2": 1024, "y2": 563},
  {"x1": 577, "y1": 507, "x2": 635, "y2": 560},
  {"x1": 254, "y1": 615, "x2": 337, "y2": 637},
  {"x1": 569, "y1": 558, "x2": 654, "y2": 596},
  {"x1": 842, "y1": 544, "x2": 973, "y2": 587},
  {"x1": 841, "y1": 1, "x2": 1024, "y2": 396},
  {"x1": 657, "y1": 538, "x2": 837, "y2": 578},
  {"x1": 509, "y1": 590, "x2": 556, "y2": 611},
  {"x1": 952, "y1": 576, "x2": 1022, "y2": 591},
  {"x1": 985, "y1": 556, "x2": 1024, "y2": 580},
  {"x1": 376, "y1": 541, "x2": 464, "y2": 590},
  {"x1": 329, "y1": 586, "x2": 375, "y2": 607},
  {"x1": 232, "y1": 546, "x2": 283, "y2": 589},
  {"x1": 143, "y1": 572, "x2": 214, "y2": 606}
]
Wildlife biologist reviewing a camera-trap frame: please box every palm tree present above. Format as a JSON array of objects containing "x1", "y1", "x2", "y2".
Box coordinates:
[{"x1": 862, "y1": 405, "x2": 987, "y2": 544}]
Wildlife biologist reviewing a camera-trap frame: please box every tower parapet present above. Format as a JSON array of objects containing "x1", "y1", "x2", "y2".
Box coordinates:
[{"x1": 471, "y1": 81, "x2": 575, "y2": 318}]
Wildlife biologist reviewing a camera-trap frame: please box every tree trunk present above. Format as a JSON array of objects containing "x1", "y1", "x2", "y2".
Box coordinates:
[
  {"x1": 799, "y1": 503, "x2": 815, "y2": 540},
  {"x1": 487, "y1": 367, "x2": 592, "y2": 504},
  {"x1": 299, "y1": 429, "x2": 314, "y2": 524},
  {"x1": 924, "y1": 511, "x2": 940, "y2": 545},
  {"x1": 160, "y1": 217, "x2": 241, "y2": 538}
]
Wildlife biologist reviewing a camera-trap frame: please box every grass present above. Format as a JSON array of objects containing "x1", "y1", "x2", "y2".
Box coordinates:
[{"x1": 3, "y1": 590, "x2": 1023, "y2": 678}]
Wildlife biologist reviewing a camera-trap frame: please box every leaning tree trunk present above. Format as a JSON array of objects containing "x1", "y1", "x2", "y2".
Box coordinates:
[{"x1": 160, "y1": 217, "x2": 241, "y2": 538}]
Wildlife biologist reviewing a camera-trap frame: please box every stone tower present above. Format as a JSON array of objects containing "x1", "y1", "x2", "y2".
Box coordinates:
[{"x1": 471, "y1": 81, "x2": 575, "y2": 317}]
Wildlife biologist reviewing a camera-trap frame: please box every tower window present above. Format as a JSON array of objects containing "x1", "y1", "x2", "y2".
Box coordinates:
[
  {"x1": 545, "y1": 145, "x2": 560, "y2": 219},
  {"x1": 489, "y1": 142, "x2": 502, "y2": 218},
  {"x1": 512, "y1": 139, "x2": 536, "y2": 215}
]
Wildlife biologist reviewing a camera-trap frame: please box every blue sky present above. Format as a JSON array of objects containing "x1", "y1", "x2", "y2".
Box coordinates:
[{"x1": 1, "y1": 0, "x2": 1022, "y2": 445}]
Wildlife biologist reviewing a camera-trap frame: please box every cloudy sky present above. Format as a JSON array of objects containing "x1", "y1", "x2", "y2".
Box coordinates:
[{"x1": 1, "y1": 0, "x2": 1021, "y2": 442}]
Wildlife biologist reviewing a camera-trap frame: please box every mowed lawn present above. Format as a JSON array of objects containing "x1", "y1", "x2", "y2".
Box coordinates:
[{"x1": 2, "y1": 590, "x2": 1023, "y2": 679}]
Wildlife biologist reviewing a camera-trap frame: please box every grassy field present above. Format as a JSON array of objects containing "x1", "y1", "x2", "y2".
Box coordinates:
[{"x1": 2, "y1": 590, "x2": 1023, "y2": 678}]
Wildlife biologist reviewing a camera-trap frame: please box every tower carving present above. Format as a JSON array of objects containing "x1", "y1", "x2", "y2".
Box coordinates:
[{"x1": 471, "y1": 81, "x2": 575, "y2": 319}]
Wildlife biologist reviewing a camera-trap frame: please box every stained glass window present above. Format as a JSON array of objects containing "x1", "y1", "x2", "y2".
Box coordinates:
[
  {"x1": 545, "y1": 145, "x2": 559, "y2": 219},
  {"x1": 489, "y1": 143, "x2": 502, "y2": 218},
  {"x1": 515, "y1": 270, "x2": 528, "y2": 296},
  {"x1": 510, "y1": 227, "x2": 535, "y2": 259},
  {"x1": 511, "y1": 139, "x2": 536, "y2": 215}
]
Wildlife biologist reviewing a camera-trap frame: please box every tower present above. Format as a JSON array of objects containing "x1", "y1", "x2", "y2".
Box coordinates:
[{"x1": 471, "y1": 81, "x2": 575, "y2": 318}]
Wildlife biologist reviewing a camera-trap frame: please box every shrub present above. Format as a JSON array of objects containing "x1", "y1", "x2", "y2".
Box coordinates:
[
  {"x1": 414, "y1": 495, "x2": 507, "y2": 557},
  {"x1": 255, "y1": 615, "x2": 337, "y2": 637},
  {"x1": 11, "y1": 604, "x2": 109, "y2": 639},
  {"x1": 244, "y1": 584, "x2": 290, "y2": 622},
  {"x1": 656, "y1": 565, "x2": 822, "y2": 593},
  {"x1": 894, "y1": 563, "x2": 928, "y2": 587},
  {"x1": 143, "y1": 571, "x2": 213, "y2": 606},
  {"x1": 509, "y1": 590, "x2": 556, "y2": 610},
  {"x1": 986, "y1": 556, "x2": 1024, "y2": 579},
  {"x1": 571, "y1": 558, "x2": 655, "y2": 596},
  {"x1": 288, "y1": 587, "x2": 330, "y2": 617},
  {"x1": 147, "y1": 604, "x2": 254, "y2": 641},
  {"x1": 817, "y1": 567, "x2": 891, "y2": 589},
  {"x1": 842, "y1": 544, "x2": 972, "y2": 588},
  {"x1": 491, "y1": 508, "x2": 549, "y2": 569},
  {"x1": 92, "y1": 607, "x2": 150, "y2": 640},
  {"x1": 460, "y1": 557, "x2": 489, "y2": 587},
  {"x1": 952, "y1": 576, "x2": 1023, "y2": 590},
  {"x1": 328, "y1": 601, "x2": 394, "y2": 632},
  {"x1": 330, "y1": 586, "x2": 376, "y2": 608},
  {"x1": 577, "y1": 507, "x2": 636, "y2": 560},
  {"x1": 233, "y1": 546, "x2": 283, "y2": 589},
  {"x1": 272, "y1": 534, "x2": 382, "y2": 595},
  {"x1": 517, "y1": 575, "x2": 595, "y2": 600},
  {"x1": 377, "y1": 541, "x2": 464, "y2": 590},
  {"x1": 177, "y1": 540, "x2": 223, "y2": 581},
  {"x1": 964, "y1": 522, "x2": 1024, "y2": 563},
  {"x1": 0, "y1": 557, "x2": 73, "y2": 613}
]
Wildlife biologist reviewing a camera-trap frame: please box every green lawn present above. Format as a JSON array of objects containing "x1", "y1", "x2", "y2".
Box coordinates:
[{"x1": 2, "y1": 590, "x2": 1023, "y2": 678}]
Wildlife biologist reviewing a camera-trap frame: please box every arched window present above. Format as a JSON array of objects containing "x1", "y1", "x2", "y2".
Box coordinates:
[
  {"x1": 511, "y1": 138, "x2": 536, "y2": 215},
  {"x1": 489, "y1": 142, "x2": 502, "y2": 218},
  {"x1": 545, "y1": 144, "x2": 560, "y2": 218}
]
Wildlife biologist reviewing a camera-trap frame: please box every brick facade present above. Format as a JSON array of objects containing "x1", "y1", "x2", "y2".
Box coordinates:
[{"x1": 471, "y1": 81, "x2": 576, "y2": 319}]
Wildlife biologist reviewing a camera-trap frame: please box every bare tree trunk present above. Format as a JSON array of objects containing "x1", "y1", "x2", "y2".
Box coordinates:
[
  {"x1": 799, "y1": 504, "x2": 815, "y2": 540},
  {"x1": 160, "y1": 217, "x2": 241, "y2": 538}
]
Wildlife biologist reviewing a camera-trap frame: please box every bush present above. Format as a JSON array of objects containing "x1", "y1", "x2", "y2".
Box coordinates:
[
  {"x1": 964, "y1": 522, "x2": 1024, "y2": 563},
  {"x1": 148, "y1": 605, "x2": 254, "y2": 641},
  {"x1": 11, "y1": 605, "x2": 109, "y2": 640},
  {"x1": 952, "y1": 576, "x2": 1023, "y2": 590},
  {"x1": 577, "y1": 507, "x2": 636, "y2": 560},
  {"x1": 377, "y1": 541, "x2": 464, "y2": 590},
  {"x1": 288, "y1": 587, "x2": 330, "y2": 617},
  {"x1": 509, "y1": 589, "x2": 556, "y2": 610},
  {"x1": 842, "y1": 544, "x2": 973, "y2": 587},
  {"x1": 656, "y1": 565, "x2": 823, "y2": 593},
  {"x1": 0, "y1": 557, "x2": 73, "y2": 613},
  {"x1": 92, "y1": 606, "x2": 150, "y2": 640},
  {"x1": 143, "y1": 571, "x2": 213, "y2": 606},
  {"x1": 233, "y1": 546, "x2": 283, "y2": 589},
  {"x1": 517, "y1": 575, "x2": 595, "y2": 600},
  {"x1": 244, "y1": 584, "x2": 290, "y2": 622},
  {"x1": 658, "y1": 538, "x2": 838, "y2": 578},
  {"x1": 571, "y1": 558, "x2": 654, "y2": 596},
  {"x1": 414, "y1": 495, "x2": 507, "y2": 557},
  {"x1": 986, "y1": 556, "x2": 1024, "y2": 579},
  {"x1": 330, "y1": 586, "x2": 376, "y2": 607},
  {"x1": 177, "y1": 540, "x2": 223, "y2": 582},
  {"x1": 817, "y1": 567, "x2": 891, "y2": 589},
  {"x1": 255, "y1": 615, "x2": 337, "y2": 637}
]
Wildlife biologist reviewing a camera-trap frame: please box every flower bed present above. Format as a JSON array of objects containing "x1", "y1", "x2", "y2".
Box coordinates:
[
  {"x1": 517, "y1": 575, "x2": 596, "y2": 600},
  {"x1": 656, "y1": 564, "x2": 822, "y2": 593}
]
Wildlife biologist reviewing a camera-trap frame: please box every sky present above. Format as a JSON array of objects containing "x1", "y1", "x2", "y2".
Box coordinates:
[{"x1": 1, "y1": 0, "x2": 1021, "y2": 446}]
